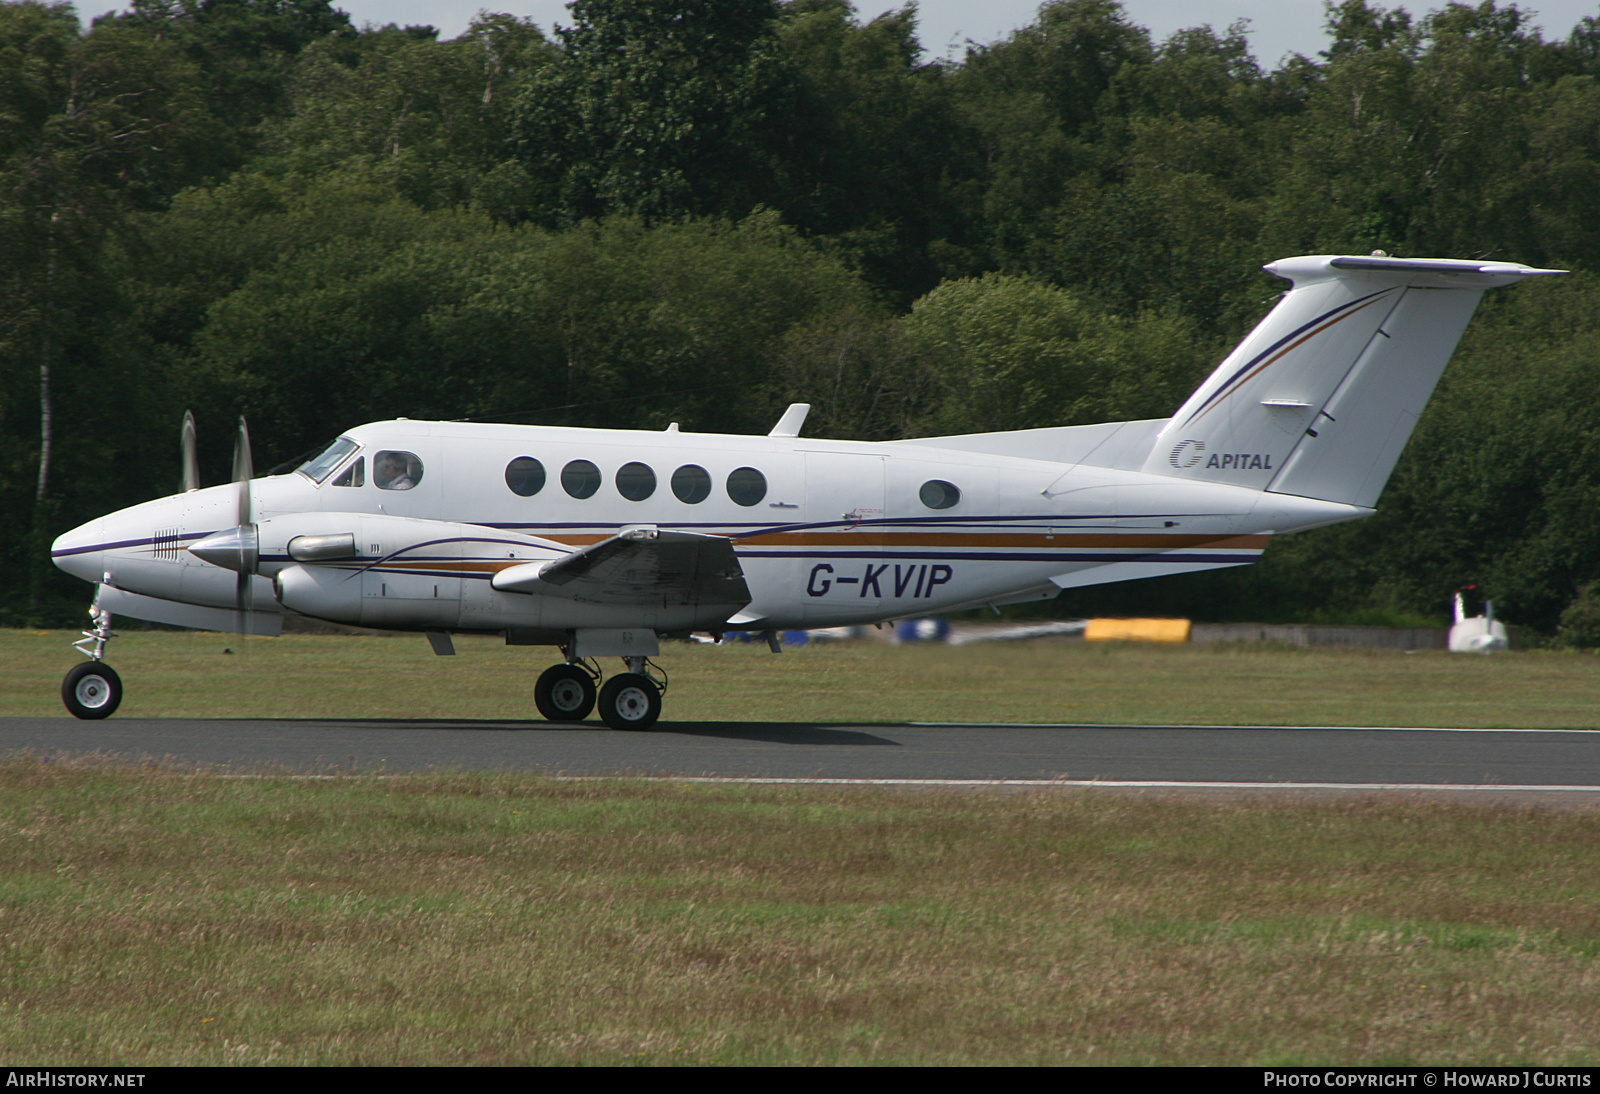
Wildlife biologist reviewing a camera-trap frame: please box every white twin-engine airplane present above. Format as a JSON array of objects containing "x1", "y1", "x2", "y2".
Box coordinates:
[{"x1": 51, "y1": 255, "x2": 1560, "y2": 728}]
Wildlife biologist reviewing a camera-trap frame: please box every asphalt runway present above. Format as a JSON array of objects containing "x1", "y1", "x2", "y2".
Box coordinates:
[{"x1": 5, "y1": 717, "x2": 1600, "y2": 803}]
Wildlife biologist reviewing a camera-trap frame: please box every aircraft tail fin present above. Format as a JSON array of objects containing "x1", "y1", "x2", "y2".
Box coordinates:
[{"x1": 1142, "y1": 256, "x2": 1561, "y2": 508}]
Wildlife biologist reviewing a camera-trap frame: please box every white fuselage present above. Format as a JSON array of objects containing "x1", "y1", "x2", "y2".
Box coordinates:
[{"x1": 52, "y1": 418, "x2": 1365, "y2": 637}]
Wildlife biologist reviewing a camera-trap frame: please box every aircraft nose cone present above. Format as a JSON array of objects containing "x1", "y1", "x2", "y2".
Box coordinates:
[{"x1": 51, "y1": 519, "x2": 108, "y2": 584}]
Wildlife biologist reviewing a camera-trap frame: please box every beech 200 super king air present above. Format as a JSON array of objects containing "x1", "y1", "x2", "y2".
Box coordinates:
[{"x1": 50, "y1": 255, "x2": 1562, "y2": 728}]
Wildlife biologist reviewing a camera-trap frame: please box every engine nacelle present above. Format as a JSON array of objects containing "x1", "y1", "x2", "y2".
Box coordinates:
[
  {"x1": 273, "y1": 562, "x2": 363, "y2": 625},
  {"x1": 264, "y1": 513, "x2": 565, "y2": 628}
]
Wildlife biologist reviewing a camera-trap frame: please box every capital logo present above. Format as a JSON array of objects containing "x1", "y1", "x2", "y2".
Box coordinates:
[{"x1": 1169, "y1": 439, "x2": 1206, "y2": 469}]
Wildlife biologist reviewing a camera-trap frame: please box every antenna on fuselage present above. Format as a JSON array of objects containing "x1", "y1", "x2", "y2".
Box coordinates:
[{"x1": 768, "y1": 403, "x2": 811, "y2": 438}]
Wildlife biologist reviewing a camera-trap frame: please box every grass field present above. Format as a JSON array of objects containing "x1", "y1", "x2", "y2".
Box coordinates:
[
  {"x1": 4, "y1": 629, "x2": 1600, "y2": 1065},
  {"x1": 5, "y1": 627, "x2": 1600, "y2": 728},
  {"x1": 2, "y1": 760, "x2": 1598, "y2": 1066}
]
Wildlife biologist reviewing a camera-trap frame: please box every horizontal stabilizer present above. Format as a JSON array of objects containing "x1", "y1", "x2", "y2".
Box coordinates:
[{"x1": 891, "y1": 419, "x2": 1169, "y2": 471}]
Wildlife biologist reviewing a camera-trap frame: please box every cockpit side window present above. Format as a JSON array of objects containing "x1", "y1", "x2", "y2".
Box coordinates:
[
  {"x1": 297, "y1": 437, "x2": 360, "y2": 484},
  {"x1": 331, "y1": 457, "x2": 365, "y2": 488},
  {"x1": 375, "y1": 450, "x2": 423, "y2": 491}
]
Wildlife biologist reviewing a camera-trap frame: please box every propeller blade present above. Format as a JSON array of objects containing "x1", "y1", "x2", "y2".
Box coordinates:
[
  {"x1": 232, "y1": 416, "x2": 254, "y2": 485},
  {"x1": 232, "y1": 415, "x2": 255, "y2": 635},
  {"x1": 181, "y1": 411, "x2": 200, "y2": 493}
]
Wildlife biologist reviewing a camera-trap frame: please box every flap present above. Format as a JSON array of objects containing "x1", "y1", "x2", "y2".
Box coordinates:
[{"x1": 491, "y1": 528, "x2": 751, "y2": 608}]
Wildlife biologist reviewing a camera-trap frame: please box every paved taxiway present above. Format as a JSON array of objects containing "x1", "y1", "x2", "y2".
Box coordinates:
[{"x1": 4, "y1": 719, "x2": 1600, "y2": 801}]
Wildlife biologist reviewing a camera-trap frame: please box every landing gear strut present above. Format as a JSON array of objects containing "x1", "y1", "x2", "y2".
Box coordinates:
[{"x1": 63, "y1": 605, "x2": 122, "y2": 720}]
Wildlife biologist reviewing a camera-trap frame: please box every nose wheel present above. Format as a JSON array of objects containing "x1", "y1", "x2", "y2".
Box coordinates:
[
  {"x1": 63, "y1": 661, "x2": 123, "y2": 720},
  {"x1": 63, "y1": 603, "x2": 122, "y2": 719}
]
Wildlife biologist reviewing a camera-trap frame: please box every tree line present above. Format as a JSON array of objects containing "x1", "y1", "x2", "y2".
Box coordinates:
[{"x1": 4, "y1": 0, "x2": 1600, "y2": 636}]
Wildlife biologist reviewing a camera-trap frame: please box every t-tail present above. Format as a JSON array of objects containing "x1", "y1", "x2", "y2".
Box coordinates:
[{"x1": 1144, "y1": 255, "x2": 1563, "y2": 508}]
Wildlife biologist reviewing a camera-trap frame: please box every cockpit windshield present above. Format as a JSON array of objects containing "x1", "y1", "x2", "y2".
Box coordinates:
[{"x1": 297, "y1": 437, "x2": 360, "y2": 484}]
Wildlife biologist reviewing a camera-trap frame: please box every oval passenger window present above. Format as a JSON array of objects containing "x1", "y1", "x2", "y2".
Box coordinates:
[
  {"x1": 919, "y1": 479, "x2": 961, "y2": 509},
  {"x1": 505, "y1": 457, "x2": 546, "y2": 497},
  {"x1": 726, "y1": 467, "x2": 767, "y2": 507},
  {"x1": 616, "y1": 461, "x2": 656, "y2": 501},
  {"x1": 561, "y1": 459, "x2": 602, "y2": 499},
  {"x1": 672, "y1": 464, "x2": 711, "y2": 504}
]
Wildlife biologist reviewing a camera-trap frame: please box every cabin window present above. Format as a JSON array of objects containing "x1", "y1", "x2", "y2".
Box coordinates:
[
  {"x1": 672, "y1": 464, "x2": 711, "y2": 504},
  {"x1": 374, "y1": 451, "x2": 423, "y2": 491},
  {"x1": 505, "y1": 457, "x2": 546, "y2": 497},
  {"x1": 919, "y1": 480, "x2": 961, "y2": 509},
  {"x1": 561, "y1": 459, "x2": 601, "y2": 499},
  {"x1": 331, "y1": 457, "x2": 365, "y2": 488},
  {"x1": 727, "y1": 467, "x2": 767, "y2": 507},
  {"x1": 616, "y1": 461, "x2": 656, "y2": 501},
  {"x1": 297, "y1": 437, "x2": 359, "y2": 484}
]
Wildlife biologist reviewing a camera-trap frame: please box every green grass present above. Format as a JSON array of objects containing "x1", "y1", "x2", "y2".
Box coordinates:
[
  {"x1": 5, "y1": 628, "x2": 1600, "y2": 727},
  {"x1": 6, "y1": 630, "x2": 1600, "y2": 1064},
  {"x1": 1, "y1": 760, "x2": 1598, "y2": 1065}
]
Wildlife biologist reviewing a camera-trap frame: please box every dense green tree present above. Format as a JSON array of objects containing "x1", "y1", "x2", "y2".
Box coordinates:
[
  {"x1": 116, "y1": 0, "x2": 353, "y2": 168},
  {"x1": 901, "y1": 272, "x2": 1207, "y2": 434},
  {"x1": 115, "y1": 175, "x2": 877, "y2": 478},
  {"x1": 1263, "y1": 2, "x2": 1550, "y2": 260},
  {"x1": 954, "y1": 0, "x2": 1153, "y2": 271},
  {"x1": 439, "y1": 211, "x2": 876, "y2": 434},
  {"x1": 261, "y1": 15, "x2": 553, "y2": 216},
  {"x1": 512, "y1": 0, "x2": 786, "y2": 223},
  {"x1": 6, "y1": 0, "x2": 1600, "y2": 631},
  {"x1": 766, "y1": 306, "x2": 939, "y2": 440},
  {"x1": 768, "y1": 1, "x2": 971, "y2": 300},
  {"x1": 0, "y1": 1, "x2": 229, "y2": 617}
]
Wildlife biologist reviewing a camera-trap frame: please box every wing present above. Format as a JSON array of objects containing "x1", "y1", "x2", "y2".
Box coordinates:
[{"x1": 490, "y1": 528, "x2": 751, "y2": 613}]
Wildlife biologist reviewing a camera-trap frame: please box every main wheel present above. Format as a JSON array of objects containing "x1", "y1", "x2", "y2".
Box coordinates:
[
  {"x1": 597, "y1": 673, "x2": 662, "y2": 731},
  {"x1": 534, "y1": 663, "x2": 596, "y2": 722},
  {"x1": 62, "y1": 662, "x2": 122, "y2": 720}
]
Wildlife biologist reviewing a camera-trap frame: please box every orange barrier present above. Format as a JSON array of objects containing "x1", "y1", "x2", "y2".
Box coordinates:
[{"x1": 1083, "y1": 618, "x2": 1192, "y2": 643}]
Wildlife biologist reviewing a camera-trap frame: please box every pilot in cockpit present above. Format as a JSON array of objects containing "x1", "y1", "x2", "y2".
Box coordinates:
[{"x1": 375, "y1": 451, "x2": 418, "y2": 491}]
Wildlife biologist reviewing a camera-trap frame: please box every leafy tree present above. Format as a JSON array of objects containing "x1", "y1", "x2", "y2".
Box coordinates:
[
  {"x1": 768, "y1": 1, "x2": 971, "y2": 301},
  {"x1": 1556, "y1": 583, "x2": 1600, "y2": 648},
  {"x1": 512, "y1": 0, "x2": 786, "y2": 223},
  {"x1": 117, "y1": 0, "x2": 353, "y2": 166},
  {"x1": 1263, "y1": 1, "x2": 1551, "y2": 260},
  {"x1": 0, "y1": 1, "x2": 222, "y2": 617},
  {"x1": 261, "y1": 16, "x2": 554, "y2": 215},
  {"x1": 439, "y1": 211, "x2": 875, "y2": 434},
  {"x1": 954, "y1": 0, "x2": 1153, "y2": 270},
  {"x1": 766, "y1": 305, "x2": 939, "y2": 439},
  {"x1": 901, "y1": 272, "x2": 1207, "y2": 435}
]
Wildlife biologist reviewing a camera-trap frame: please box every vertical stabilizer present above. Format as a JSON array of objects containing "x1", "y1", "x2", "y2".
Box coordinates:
[{"x1": 1142, "y1": 256, "x2": 1562, "y2": 507}]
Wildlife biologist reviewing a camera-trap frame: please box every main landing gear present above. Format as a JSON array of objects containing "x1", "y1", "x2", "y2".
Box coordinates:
[
  {"x1": 63, "y1": 606, "x2": 122, "y2": 720},
  {"x1": 534, "y1": 656, "x2": 665, "y2": 731}
]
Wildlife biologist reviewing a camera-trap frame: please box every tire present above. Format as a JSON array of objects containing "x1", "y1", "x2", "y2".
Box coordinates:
[
  {"x1": 597, "y1": 673, "x2": 662, "y2": 731},
  {"x1": 534, "y1": 663, "x2": 596, "y2": 722},
  {"x1": 62, "y1": 662, "x2": 122, "y2": 720}
]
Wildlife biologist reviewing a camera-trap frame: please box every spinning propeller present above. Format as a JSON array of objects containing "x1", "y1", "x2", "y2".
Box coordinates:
[{"x1": 182, "y1": 412, "x2": 262, "y2": 635}]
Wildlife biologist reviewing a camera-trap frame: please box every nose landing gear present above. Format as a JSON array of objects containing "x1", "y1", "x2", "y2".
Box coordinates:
[{"x1": 63, "y1": 605, "x2": 122, "y2": 720}]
